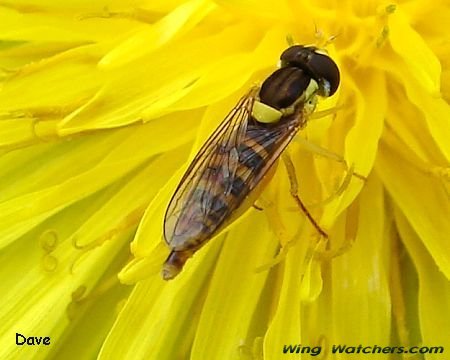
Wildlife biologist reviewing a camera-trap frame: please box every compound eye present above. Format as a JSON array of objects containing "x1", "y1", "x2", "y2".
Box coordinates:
[
  {"x1": 308, "y1": 52, "x2": 340, "y2": 96},
  {"x1": 280, "y1": 45, "x2": 340, "y2": 97},
  {"x1": 280, "y1": 45, "x2": 309, "y2": 65}
]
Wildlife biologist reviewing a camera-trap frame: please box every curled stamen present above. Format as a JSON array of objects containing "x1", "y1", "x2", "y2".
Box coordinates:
[
  {"x1": 115, "y1": 298, "x2": 127, "y2": 315},
  {"x1": 41, "y1": 254, "x2": 58, "y2": 272},
  {"x1": 252, "y1": 337, "x2": 263, "y2": 360},
  {"x1": 77, "y1": 6, "x2": 152, "y2": 23},
  {"x1": 67, "y1": 277, "x2": 121, "y2": 320},
  {"x1": 376, "y1": 4, "x2": 396, "y2": 47},
  {"x1": 39, "y1": 229, "x2": 59, "y2": 253},
  {"x1": 385, "y1": 4, "x2": 397, "y2": 14},
  {"x1": 76, "y1": 7, "x2": 116, "y2": 20},
  {"x1": 87, "y1": 275, "x2": 119, "y2": 299},
  {"x1": 72, "y1": 285, "x2": 87, "y2": 302},
  {"x1": 72, "y1": 206, "x2": 145, "y2": 251},
  {"x1": 67, "y1": 286, "x2": 89, "y2": 321},
  {"x1": 431, "y1": 166, "x2": 450, "y2": 182},
  {"x1": 237, "y1": 341, "x2": 251, "y2": 359},
  {"x1": 70, "y1": 249, "x2": 94, "y2": 275},
  {"x1": 72, "y1": 234, "x2": 99, "y2": 251},
  {"x1": 315, "y1": 335, "x2": 328, "y2": 359},
  {"x1": 255, "y1": 222, "x2": 304, "y2": 273},
  {"x1": 30, "y1": 118, "x2": 59, "y2": 143},
  {"x1": 390, "y1": 227, "x2": 411, "y2": 348}
]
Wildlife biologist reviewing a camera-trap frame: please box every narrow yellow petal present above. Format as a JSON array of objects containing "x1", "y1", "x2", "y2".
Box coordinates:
[
  {"x1": 263, "y1": 227, "x2": 309, "y2": 359},
  {"x1": 130, "y1": 165, "x2": 186, "y2": 258},
  {"x1": 71, "y1": 148, "x2": 186, "y2": 249},
  {"x1": 0, "y1": 6, "x2": 141, "y2": 43},
  {"x1": 318, "y1": 68, "x2": 385, "y2": 228},
  {"x1": 99, "y1": 0, "x2": 216, "y2": 69},
  {"x1": 0, "y1": 201, "x2": 128, "y2": 359},
  {"x1": 403, "y1": 80, "x2": 450, "y2": 161},
  {"x1": 330, "y1": 176, "x2": 391, "y2": 346},
  {"x1": 390, "y1": 8, "x2": 441, "y2": 95},
  {"x1": 167, "y1": 26, "x2": 288, "y2": 112},
  {"x1": 59, "y1": 24, "x2": 256, "y2": 132},
  {"x1": 344, "y1": 70, "x2": 386, "y2": 176},
  {"x1": 0, "y1": 46, "x2": 104, "y2": 115},
  {"x1": 395, "y1": 210, "x2": 450, "y2": 355},
  {"x1": 376, "y1": 141, "x2": 450, "y2": 278},
  {"x1": 190, "y1": 214, "x2": 277, "y2": 359},
  {"x1": 99, "y1": 238, "x2": 222, "y2": 360},
  {"x1": 0, "y1": 117, "x2": 194, "y2": 249}
]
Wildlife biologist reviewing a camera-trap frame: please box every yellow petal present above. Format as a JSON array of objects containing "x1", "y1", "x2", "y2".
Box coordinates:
[
  {"x1": 319, "y1": 69, "x2": 385, "y2": 228},
  {"x1": 390, "y1": 8, "x2": 441, "y2": 95},
  {"x1": 403, "y1": 79, "x2": 450, "y2": 162},
  {"x1": 0, "y1": 200, "x2": 128, "y2": 359},
  {"x1": 395, "y1": 210, "x2": 450, "y2": 355},
  {"x1": 263, "y1": 227, "x2": 309, "y2": 359},
  {"x1": 190, "y1": 214, "x2": 277, "y2": 359},
  {"x1": 0, "y1": 6, "x2": 141, "y2": 43},
  {"x1": 0, "y1": 46, "x2": 104, "y2": 115},
  {"x1": 329, "y1": 175, "x2": 391, "y2": 346},
  {"x1": 71, "y1": 147, "x2": 187, "y2": 249},
  {"x1": 99, "y1": 0, "x2": 216, "y2": 69},
  {"x1": 99, "y1": 238, "x2": 222, "y2": 360},
  {"x1": 0, "y1": 115, "x2": 195, "y2": 249},
  {"x1": 59, "y1": 23, "x2": 257, "y2": 133},
  {"x1": 376, "y1": 141, "x2": 450, "y2": 279}
]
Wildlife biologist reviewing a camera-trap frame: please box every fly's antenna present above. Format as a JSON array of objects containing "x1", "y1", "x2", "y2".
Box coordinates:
[
  {"x1": 286, "y1": 34, "x2": 295, "y2": 46},
  {"x1": 314, "y1": 24, "x2": 340, "y2": 49}
]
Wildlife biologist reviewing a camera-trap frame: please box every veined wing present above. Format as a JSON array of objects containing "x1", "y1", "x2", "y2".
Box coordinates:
[{"x1": 164, "y1": 89, "x2": 303, "y2": 251}]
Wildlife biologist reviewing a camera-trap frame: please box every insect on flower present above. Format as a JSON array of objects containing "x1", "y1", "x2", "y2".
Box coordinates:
[{"x1": 162, "y1": 44, "x2": 341, "y2": 280}]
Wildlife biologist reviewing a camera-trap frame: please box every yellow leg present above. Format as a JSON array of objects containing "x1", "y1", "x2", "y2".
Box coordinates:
[
  {"x1": 282, "y1": 152, "x2": 328, "y2": 239},
  {"x1": 307, "y1": 163, "x2": 355, "y2": 208},
  {"x1": 255, "y1": 155, "x2": 328, "y2": 273},
  {"x1": 255, "y1": 195, "x2": 304, "y2": 272},
  {"x1": 293, "y1": 136, "x2": 366, "y2": 181}
]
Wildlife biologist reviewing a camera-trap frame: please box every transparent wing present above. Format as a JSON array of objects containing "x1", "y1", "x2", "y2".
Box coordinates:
[{"x1": 164, "y1": 89, "x2": 302, "y2": 251}]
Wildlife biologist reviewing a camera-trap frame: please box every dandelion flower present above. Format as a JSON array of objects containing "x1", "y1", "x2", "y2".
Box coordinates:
[{"x1": 0, "y1": 1, "x2": 449, "y2": 359}]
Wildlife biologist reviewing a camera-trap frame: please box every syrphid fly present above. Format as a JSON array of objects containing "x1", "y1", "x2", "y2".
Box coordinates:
[{"x1": 162, "y1": 44, "x2": 340, "y2": 280}]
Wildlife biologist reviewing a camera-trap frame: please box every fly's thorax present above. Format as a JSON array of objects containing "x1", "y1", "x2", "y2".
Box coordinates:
[
  {"x1": 258, "y1": 66, "x2": 310, "y2": 111},
  {"x1": 252, "y1": 67, "x2": 319, "y2": 125}
]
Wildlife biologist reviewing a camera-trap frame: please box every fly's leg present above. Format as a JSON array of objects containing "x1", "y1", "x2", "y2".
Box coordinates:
[
  {"x1": 252, "y1": 203, "x2": 264, "y2": 211},
  {"x1": 294, "y1": 136, "x2": 366, "y2": 181},
  {"x1": 255, "y1": 156, "x2": 327, "y2": 273},
  {"x1": 315, "y1": 199, "x2": 360, "y2": 261},
  {"x1": 308, "y1": 105, "x2": 344, "y2": 121},
  {"x1": 307, "y1": 163, "x2": 356, "y2": 208},
  {"x1": 282, "y1": 152, "x2": 329, "y2": 239},
  {"x1": 292, "y1": 136, "x2": 366, "y2": 207},
  {"x1": 255, "y1": 196, "x2": 304, "y2": 272},
  {"x1": 292, "y1": 97, "x2": 359, "y2": 180}
]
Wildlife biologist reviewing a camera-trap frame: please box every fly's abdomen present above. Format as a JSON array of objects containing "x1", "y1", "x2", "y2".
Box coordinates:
[
  {"x1": 166, "y1": 131, "x2": 273, "y2": 251},
  {"x1": 167, "y1": 185, "x2": 230, "y2": 251}
]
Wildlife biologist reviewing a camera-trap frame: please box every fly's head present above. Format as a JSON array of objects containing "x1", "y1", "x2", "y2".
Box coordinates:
[{"x1": 280, "y1": 45, "x2": 340, "y2": 97}]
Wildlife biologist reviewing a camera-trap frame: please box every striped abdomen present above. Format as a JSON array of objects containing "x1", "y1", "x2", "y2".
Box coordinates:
[{"x1": 167, "y1": 121, "x2": 281, "y2": 252}]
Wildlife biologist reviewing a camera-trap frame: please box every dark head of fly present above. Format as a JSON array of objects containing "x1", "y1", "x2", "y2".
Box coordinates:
[
  {"x1": 252, "y1": 45, "x2": 340, "y2": 124},
  {"x1": 280, "y1": 45, "x2": 340, "y2": 97}
]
